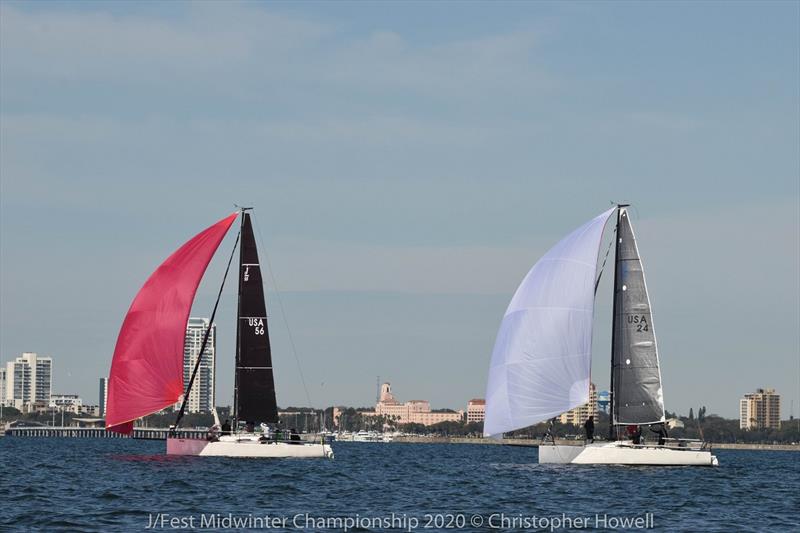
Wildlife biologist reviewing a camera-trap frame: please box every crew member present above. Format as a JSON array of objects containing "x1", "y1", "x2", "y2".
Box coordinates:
[
  {"x1": 633, "y1": 426, "x2": 643, "y2": 445},
  {"x1": 627, "y1": 424, "x2": 642, "y2": 445},
  {"x1": 650, "y1": 423, "x2": 669, "y2": 446},
  {"x1": 584, "y1": 416, "x2": 595, "y2": 443}
]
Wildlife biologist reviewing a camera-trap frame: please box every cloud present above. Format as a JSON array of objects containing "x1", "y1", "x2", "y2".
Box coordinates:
[
  {"x1": 319, "y1": 28, "x2": 553, "y2": 97},
  {"x1": 0, "y1": 2, "x2": 551, "y2": 108},
  {"x1": 0, "y1": 3, "x2": 330, "y2": 82}
]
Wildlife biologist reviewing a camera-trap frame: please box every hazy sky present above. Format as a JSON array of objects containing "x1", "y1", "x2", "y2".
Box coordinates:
[{"x1": 1, "y1": 1, "x2": 798, "y2": 418}]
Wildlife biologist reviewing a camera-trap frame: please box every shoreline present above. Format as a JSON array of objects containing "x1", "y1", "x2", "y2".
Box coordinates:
[{"x1": 391, "y1": 436, "x2": 800, "y2": 451}]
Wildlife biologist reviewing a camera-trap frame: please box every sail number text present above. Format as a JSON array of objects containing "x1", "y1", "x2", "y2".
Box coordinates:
[
  {"x1": 248, "y1": 317, "x2": 265, "y2": 335},
  {"x1": 627, "y1": 315, "x2": 649, "y2": 332}
]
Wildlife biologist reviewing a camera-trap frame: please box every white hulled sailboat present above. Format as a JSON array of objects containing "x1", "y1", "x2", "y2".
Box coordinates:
[
  {"x1": 106, "y1": 209, "x2": 333, "y2": 459},
  {"x1": 484, "y1": 205, "x2": 717, "y2": 466}
]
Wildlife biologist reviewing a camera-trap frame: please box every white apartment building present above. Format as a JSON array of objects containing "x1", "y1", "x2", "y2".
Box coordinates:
[
  {"x1": 178, "y1": 318, "x2": 216, "y2": 413},
  {"x1": 558, "y1": 382, "x2": 598, "y2": 426},
  {"x1": 466, "y1": 399, "x2": 486, "y2": 423},
  {"x1": 5, "y1": 352, "x2": 53, "y2": 410}
]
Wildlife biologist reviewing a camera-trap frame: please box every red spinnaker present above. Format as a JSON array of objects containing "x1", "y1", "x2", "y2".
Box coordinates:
[{"x1": 106, "y1": 213, "x2": 238, "y2": 433}]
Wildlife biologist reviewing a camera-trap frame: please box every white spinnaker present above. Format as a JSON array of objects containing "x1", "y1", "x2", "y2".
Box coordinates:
[{"x1": 484, "y1": 208, "x2": 615, "y2": 437}]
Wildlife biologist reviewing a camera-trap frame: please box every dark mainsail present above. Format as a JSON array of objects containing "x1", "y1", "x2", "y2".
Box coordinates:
[
  {"x1": 234, "y1": 213, "x2": 278, "y2": 424},
  {"x1": 611, "y1": 208, "x2": 665, "y2": 425}
]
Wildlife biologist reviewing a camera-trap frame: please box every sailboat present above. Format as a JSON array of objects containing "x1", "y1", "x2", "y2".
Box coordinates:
[
  {"x1": 484, "y1": 205, "x2": 717, "y2": 466},
  {"x1": 105, "y1": 209, "x2": 333, "y2": 459}
]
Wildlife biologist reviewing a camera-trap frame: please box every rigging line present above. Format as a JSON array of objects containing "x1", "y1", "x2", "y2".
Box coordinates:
[
  {"x1": 594, "y1": 226, "x2": 617, "y2": 294},
  {"x1": 250, "y1": 211, "x2": 313, "y2": 408},
  {"x1": 172, "y1": 228, "x2": 241, "y2": 433}
]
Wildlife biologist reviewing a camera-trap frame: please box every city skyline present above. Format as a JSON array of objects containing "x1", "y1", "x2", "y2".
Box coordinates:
[
  {"x1": 1, "y1": 2, "x2": 798, "y2": 418},
  {"x1": 0, "y1": 348, "x2": 791, "y2": 423}
]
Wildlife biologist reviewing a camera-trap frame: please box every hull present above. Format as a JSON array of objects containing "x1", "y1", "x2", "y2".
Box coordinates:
[
  {"x1": 167, "y1": 437, "x2": 334, "y2": 459},
  {"x1": 539, "y1": 442, "x2": 718, "y2": 466}
]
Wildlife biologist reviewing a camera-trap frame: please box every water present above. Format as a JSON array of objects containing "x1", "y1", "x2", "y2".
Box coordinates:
[{"x1": 0, "y1": 439, "x2": 797, "y2": 532}]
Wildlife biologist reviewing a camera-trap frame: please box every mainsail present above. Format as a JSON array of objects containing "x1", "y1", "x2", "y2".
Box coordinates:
[
  {"x1": 106, "y1": 213, "x2": 238, "y2": 433},
  {"x1": 611, "y1": 208, "x2": 665, "y2": 424},
  {"x1": 483, "y1": 208, "x2": 616, "y2": 437},
  {"x1": 234, "y1": 213, "x2": 278, "y2": 424}
]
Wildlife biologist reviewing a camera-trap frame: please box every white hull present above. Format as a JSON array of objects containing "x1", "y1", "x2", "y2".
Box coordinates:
[
  {"x1": 539, "y1": 442, "x2": 718, "y2": 466},
  {"x1": 167, "y1": 436, "x2": 334, "y2": 459}
]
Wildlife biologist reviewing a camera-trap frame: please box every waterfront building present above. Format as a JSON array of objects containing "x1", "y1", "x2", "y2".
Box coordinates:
[
  {"x1": 26, "y1": 401, "x2": 52, "y2": 414},
  {"x1": 4, "y1": 352, "x2": 52, "y2": 410},
  {"x1": 740, "y1": 388, "x2": 781, "y2": 430},
  {"x1": 99, "y1": 378, "x2": 108, "y2": 417},
  {"x1": 79, "y1": 405, "x2": 101, "y2": 417},
  {"x1": 365, "y1": 383, "x2": 463, "y2": 426},
  {"x1": 50, "y1": 394, "x2": 83, "y2": 414},
  {"x1": 177, "y1": 318, "x2": 216, "y2": 413},
  {"x1": 0, "y1": 367, "x2": 6, "y2": 407},
  {"x1": 466, "y1": 399, "x2": 486, "y2": 423},
  {"x1": 558, "y1": 382, "x2": 597, "y2": 426}
]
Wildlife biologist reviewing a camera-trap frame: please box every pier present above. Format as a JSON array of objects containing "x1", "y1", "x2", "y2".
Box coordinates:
[{"x1": 4, "y1": 426, "x2": 207, "y2": 440}]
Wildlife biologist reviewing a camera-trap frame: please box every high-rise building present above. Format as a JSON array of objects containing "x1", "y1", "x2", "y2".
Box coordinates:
[
  {"x1": 739, "y1": 388, "x2": 781, "y2": 430},
  {"x1": 466, "y1": 399, "x2": 486, "y2": 423},
  {"x1": 99, "y1": 378, "x2": 108, "y2": 417},
  {"x1": 179, "y1": 318, "x2": 216, "y2": 413},
  {"x1": 4, "y1": 353, "x2": 52, "y2": 410},
  {"x1": 0, "y1": 367, "x2": 6, "y2": 407},
  {"x1": 558, "y1": 382, "x2": 598, "y2": 426}
]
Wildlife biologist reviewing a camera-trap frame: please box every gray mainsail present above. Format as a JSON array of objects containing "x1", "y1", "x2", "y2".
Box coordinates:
[{"x1": 611, "y1": 208, "x2": 665, "y2": 425}]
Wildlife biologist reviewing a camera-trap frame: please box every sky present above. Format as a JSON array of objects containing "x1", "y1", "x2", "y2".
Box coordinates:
[{"x1": 1, "y1": 1, "x2": 798, "y2": 419}]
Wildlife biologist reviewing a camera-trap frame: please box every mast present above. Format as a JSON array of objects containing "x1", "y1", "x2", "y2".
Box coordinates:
[
  {"x1": 608, "y1": 204, "x2": 627, "y2": 441},
  {"x1": 233, "y1": 207, "x2": 252, "y2": 428},
  {"x1": 232, "y1": 208, "x2": 248, "y2": 427}
]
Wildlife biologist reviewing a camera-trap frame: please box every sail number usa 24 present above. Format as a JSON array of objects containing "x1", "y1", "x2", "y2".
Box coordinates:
[
  {"x1": 627, "y1": 315, "x2": 649, "y2": 332},
  {"x1": 248, "y1": 317, "x2": 265, "y2": 335}
]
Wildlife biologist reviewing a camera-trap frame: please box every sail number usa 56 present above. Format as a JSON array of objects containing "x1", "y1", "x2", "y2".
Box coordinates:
[{"x1": 248, "y1": 317, "x2": 265, "y2": 335}]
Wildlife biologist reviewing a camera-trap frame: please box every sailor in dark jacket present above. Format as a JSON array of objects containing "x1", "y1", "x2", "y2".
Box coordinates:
[
  {"x1": 650, "y1": 423, "x2": 669, "y2": 446},
  {"x1": 584, "y1": 416, "x2": 595, "y2": 443}
]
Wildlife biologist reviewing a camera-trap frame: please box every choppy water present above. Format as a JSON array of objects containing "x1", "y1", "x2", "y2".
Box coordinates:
[{"x1": 0, "y1": 438, "x2": 797, "y2": 532}]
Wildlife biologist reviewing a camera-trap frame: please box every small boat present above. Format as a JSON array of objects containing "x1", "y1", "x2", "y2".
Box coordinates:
[
  {"x1": 352, "y1": 430, "x2": 383, "y2": 442},
  {"x1": 105, "y1": 209, "x2": 333, "y2": 459},
  {"x1": 484, "y1": 205, "x2": 717, "y2": 466}
]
